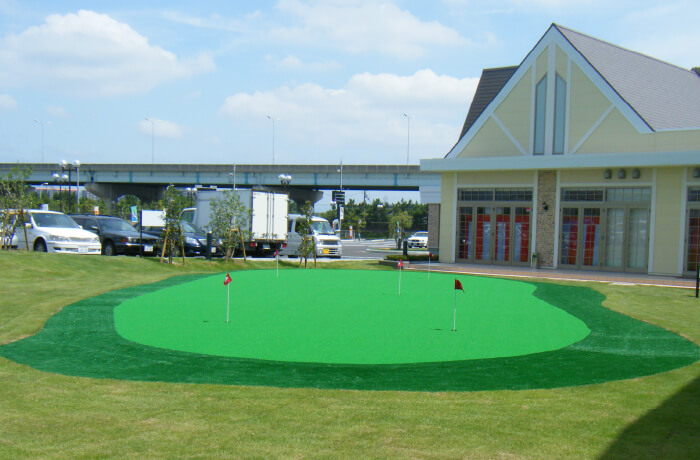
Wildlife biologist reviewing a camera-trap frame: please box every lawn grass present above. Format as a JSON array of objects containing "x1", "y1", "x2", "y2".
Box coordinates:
[{"x1": 1, "y1": 251, "x2": 698, "y2": 458}]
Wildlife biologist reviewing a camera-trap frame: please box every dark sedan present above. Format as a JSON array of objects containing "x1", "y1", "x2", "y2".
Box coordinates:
[
  {"x1": 71, "y1": 215, "x2": 161, "y2": 256},
  {"x1": 135, "y1": 221, "x2": 220, "y2": 257}
]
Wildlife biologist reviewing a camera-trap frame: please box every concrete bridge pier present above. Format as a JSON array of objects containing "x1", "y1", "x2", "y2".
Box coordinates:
[
  {"x1": 285, "y1": 188, "x2": 324, "y2": 208},
  {"x1": 85, "y1": 183, "x2": 165, "y2": 204}
]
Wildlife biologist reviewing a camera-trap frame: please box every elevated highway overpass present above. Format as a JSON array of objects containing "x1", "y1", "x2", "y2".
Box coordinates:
[{"x1": 1, "y1": 163, "x2": 439, "y2": 204}]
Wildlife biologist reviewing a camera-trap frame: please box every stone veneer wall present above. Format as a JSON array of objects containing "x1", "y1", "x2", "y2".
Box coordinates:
[
  {"x1": 535, "y1": 170, "x2": 556, "y2": 268},
  {"x1": 427, "y1": 203, "x2": 440, "y2": 255}
]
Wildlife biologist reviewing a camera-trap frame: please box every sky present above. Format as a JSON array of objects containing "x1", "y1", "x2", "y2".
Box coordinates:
[{"x1": 0, "y1": 0, "x2": 698, "y2": 207}]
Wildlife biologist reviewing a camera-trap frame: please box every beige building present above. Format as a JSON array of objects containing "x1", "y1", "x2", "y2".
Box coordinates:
[{"x1": 421, "y1": 24, "x2": 700, "y2": 277}]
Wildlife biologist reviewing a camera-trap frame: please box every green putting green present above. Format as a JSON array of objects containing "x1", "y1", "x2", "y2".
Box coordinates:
[
  {"x1": 114, "y1": 270, "x2": 590, "y2": 364},
  {"x1": 1, "y1": 269, "x2": 698, "y2": 391}
]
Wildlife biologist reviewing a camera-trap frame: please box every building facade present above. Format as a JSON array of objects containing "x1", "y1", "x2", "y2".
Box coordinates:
[{"x1": 421, "y1": 24, "x2": 700, "y2": 277}]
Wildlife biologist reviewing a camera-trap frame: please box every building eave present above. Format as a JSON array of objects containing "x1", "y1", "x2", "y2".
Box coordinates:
[{"x1": 422, "y1": 150, "x2": 700, "y2": 173}]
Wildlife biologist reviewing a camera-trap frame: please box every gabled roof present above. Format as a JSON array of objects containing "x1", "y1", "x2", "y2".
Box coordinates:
[
  {"x1": 449, "y1": 24, "x2": 700, "y2": 158},
  {"x1": 459, "y1": 66, "x2": 518, "y2": 140},
  {"x1": 555, "y1": 24, "x2": 700, "y2": 131}
]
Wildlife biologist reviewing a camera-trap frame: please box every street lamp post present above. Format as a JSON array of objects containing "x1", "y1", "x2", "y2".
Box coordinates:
[
  {"x1": 33, "y1": 120, "x2": 52, "y2": 163},
  {"x1": 59, "y1": 160, "x2": 80, "y2": 213},
  {"x1": 144, "y1": 118, "x2": 155, "y2": 164},
  {"x1": 52, "y1": 173, "x2": 67, "y2": 212},
  {"x1": 278, "y1": 173, "x2": 292, "y2": 188},
  {"x1": 266, "y1": 115, "x2": 276, "y2": 165},
  {"x1": 403, "y1": 113, "x2": 410, "y2": 166}
]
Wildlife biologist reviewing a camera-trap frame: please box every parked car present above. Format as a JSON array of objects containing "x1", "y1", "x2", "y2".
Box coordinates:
[
  {"x1": 70, "y1": 215, "x2": 161, "y2": 256},
  {"x1": 14, "y1": 210, "x2": 101, "y2": 254},
  {"x1": 1, "y1": 211, "x2": 19, "y2": 249},
  {"x1": 407, "y1": 231, "x2": 428, "y2": 248},
  {"x1": 134, "y1": 220, "x2": 220, "y2": 257},
  {"x1": 279, "y1": 214, "x2": 342, "y2": 258}
]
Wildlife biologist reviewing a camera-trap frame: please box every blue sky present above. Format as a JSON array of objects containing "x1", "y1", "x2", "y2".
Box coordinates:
[{"x1": 0, "y1": 0, "x2": 697, "y2": 173}]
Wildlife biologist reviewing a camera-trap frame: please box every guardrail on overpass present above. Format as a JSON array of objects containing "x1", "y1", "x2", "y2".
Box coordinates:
[{"x1": 0, "y1": 163, "x2": 440, "y2": 203}]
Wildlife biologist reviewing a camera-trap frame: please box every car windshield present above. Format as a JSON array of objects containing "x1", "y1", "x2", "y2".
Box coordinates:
[
  {"x1": 101, "y1": 218, "x2": 138, "y2": 232},
  {"x1": 142, "y1": 226, "x2": 164, "y2": 234},
  {"x1": 181, "y1": 221, "x2": 203, "y2": 234},
  {"x1": 412, "y1": 232, "x2": 428, "y2": 238},
  {"x1": 311, "y1": 220, "x2": 334, "y2": 235},
  {"x1": 32, "y1": 212, "x2": 80, "y2": 229}
]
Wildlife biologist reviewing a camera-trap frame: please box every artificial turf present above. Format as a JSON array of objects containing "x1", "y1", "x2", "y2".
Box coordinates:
[
  {"x1": 114, "y1": 270, "x2": 590, "y2": 364},
  {"x1": 1, "y1": 270, "x2": 698, "y2": 392}
]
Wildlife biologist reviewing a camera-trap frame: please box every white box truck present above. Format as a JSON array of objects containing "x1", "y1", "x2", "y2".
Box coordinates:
[{"x1": 181, "y1": 189, "x2": 288, "y2": 256}]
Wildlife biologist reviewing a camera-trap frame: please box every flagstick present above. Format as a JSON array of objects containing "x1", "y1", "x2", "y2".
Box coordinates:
[
  {"x1": 453, "y1": 289, "x2": 456, "y2": 332},
  {"x1": 398, "y1": 265, "x2": 402, "y2": 295},
  {"x1": 276, "y1": 253, "x2": 279, "y2": 278},
  {"x1": 428, "y1": 254, "x2": 431, "y2": 279},
  {"x1": 226, "y1": 283, "x2": 230, "y2": 323}
]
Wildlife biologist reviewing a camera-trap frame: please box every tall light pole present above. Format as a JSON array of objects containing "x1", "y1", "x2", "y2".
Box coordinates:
[
  {"x1": 33, "y1": 119, "x2": 52, "y2": 163},
  {"x1": 266, "y1": 115, "x2": 276, "y2": 165},
  {"x1": 403, "y1": 113, "x2": 410, "y2": 166},
  {"x1": 59, "y1": 160, "x2": 80, "y2": 212},
  {"x1": 53, "y1": 173, "x2": 68, "y2": 212},
  {"x1": 144, "y1": 118, "x2": 155, "y2": 164}
]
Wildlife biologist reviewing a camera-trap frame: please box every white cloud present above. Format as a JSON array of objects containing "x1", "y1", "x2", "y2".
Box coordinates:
[
  {"x1": 269, "y1": 54, "x2": 341, "y2": 72},
  {"x1": 140, "y1": 118, "x2": 184, "y2": 139},
  {"x1": 0, "y1": 94, "x2": 17, "y2": 111},
  {"x1": 219, "y1": 69, "x2": 479, "y2": 163},
  {"x1": 271, "y1": 0, "x2": 470, "y2": 59},
  {"x1": 46, "y1": 106, "x2": 69, "y2": 118},
  {"x1": 0, "y1": 10, "x2": 215, "y2": 97}
]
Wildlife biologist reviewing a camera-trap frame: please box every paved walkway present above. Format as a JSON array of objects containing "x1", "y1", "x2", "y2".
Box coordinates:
[{"x1": 406, "y1": 261, "x2": 699, "y2": 290}]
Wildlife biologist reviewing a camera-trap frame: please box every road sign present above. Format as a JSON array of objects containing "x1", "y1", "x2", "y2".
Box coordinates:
[{"x1": 333, "y1": 190, "x2": 345, "y2": 205}]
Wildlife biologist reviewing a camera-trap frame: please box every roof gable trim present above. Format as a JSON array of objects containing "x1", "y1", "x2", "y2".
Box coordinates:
[{"x1": 446, "y1": 24, "x2": 653, "y2": 159}]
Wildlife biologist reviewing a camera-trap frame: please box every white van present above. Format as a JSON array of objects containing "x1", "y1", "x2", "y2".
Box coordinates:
[
  {"x1": 15, "y1": 210, "x2": 102, "y2": 254},
  {"x1": 280, "y1": 214, "x2": 342, "y2": 258}
]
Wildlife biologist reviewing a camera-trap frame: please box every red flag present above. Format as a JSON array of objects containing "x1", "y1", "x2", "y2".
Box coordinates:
[
  {"x1": 274, "y1": 249, "x2": 279, "y2": 257},
  {"x1": 455, "y1": 279, "x2": 464, "y2": 291},
  {"x1": 429, "y1": 252, "x2": 433, "y2": 259},
  {"x1": 397, "y1": 259, "x2": 403, "y2": 269},
  {"x1": 224, "y1": 273, "x2": 232, "y2": 286}
]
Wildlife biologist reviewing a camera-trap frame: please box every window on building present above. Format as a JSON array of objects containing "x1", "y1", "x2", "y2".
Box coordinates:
[
  {"x1": 561, "y1": 189, "x2": 604, "y2": 202},
  {"x1": 606, "y1": 188, "x2": 651, "y2": 203},
  {"x1": 534, "y1": 76, "x2": 547, "y2": 155},
  {"x1": 553, "y1": 74, "x2": 566, "y2": 154},
  {"x1": 688, "y1": 187, "x2": 700, "y2": 202}
]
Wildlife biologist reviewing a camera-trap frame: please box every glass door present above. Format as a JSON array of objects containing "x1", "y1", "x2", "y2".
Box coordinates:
[
  {"x1": 604, "y1": 208, "x2": 625, "y2": 269},
  {"x1": 686, "y1": 208, "x2": 700, "y2": 273},
  {"x1": 494, "y1": 207, "x2": 511, "y2": 262},
  {"x1": 560, "y1": 208, "x2": 579, "y2": 266},
  {"x1": 458, "y1": 207, "x2": 473, "y2": 260},
  {"x1": 475, "y1": 207, "x2": 491, "y2": 261},
  {"x1": 514, "y1": 207, "x2": 531, "y2": 263},
  {"x1": 626, "y1": 208, "x2": 649, "y2": 271},
  {"x1": 581, "y1": 208, "x2": 601, "y2": 268},
  {"x1": 455, "y1": 198, "x2": 531, "y2": 266}
]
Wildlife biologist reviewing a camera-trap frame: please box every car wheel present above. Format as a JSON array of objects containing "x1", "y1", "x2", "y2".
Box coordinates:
[
  {"x1": 103, "y1": 241, "x2": 116, "y2": 256},
  {"x1": 33, "y1": 239, "x2": 47, "y2": 252}
]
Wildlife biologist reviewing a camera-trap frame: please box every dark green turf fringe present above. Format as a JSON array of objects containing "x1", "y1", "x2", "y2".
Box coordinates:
[{"x1": 1, "y1": 274, "x2": 698, "y2": 391}]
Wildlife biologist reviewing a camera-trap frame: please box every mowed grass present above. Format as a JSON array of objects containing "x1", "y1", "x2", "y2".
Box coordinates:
[{"x1": 1, "y1": 251, "x2": 698, "y2": 458}]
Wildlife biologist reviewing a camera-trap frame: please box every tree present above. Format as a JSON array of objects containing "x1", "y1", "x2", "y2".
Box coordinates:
[
  {"x1": 158, "y1": 185, "x2": 187, "y2": 264},
  {"x1": 208, "y1": 190, "x2": 253, "y2": 262},
  {"x1": 0, "y1": 167, "x2": 33, "y2": 250},
  {"x1": 389, "y1": 210, "x2": 413, "y2": 249},
  {"x1": 296, "y1": 201, "x2": 317, "y2": 268},
  {"x1": 115, "y1": 195, "x2": 141, "y2": 222}
]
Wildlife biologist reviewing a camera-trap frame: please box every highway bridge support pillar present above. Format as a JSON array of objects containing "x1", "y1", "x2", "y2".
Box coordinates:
[{"x1": 85, "y1": 183, "x2": 166, "y2": 205}]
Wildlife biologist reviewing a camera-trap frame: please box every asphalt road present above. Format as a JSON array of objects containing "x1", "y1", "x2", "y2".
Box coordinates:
[{"x1": 340, "y1": 238, "x2": 406, "y2": 260}]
